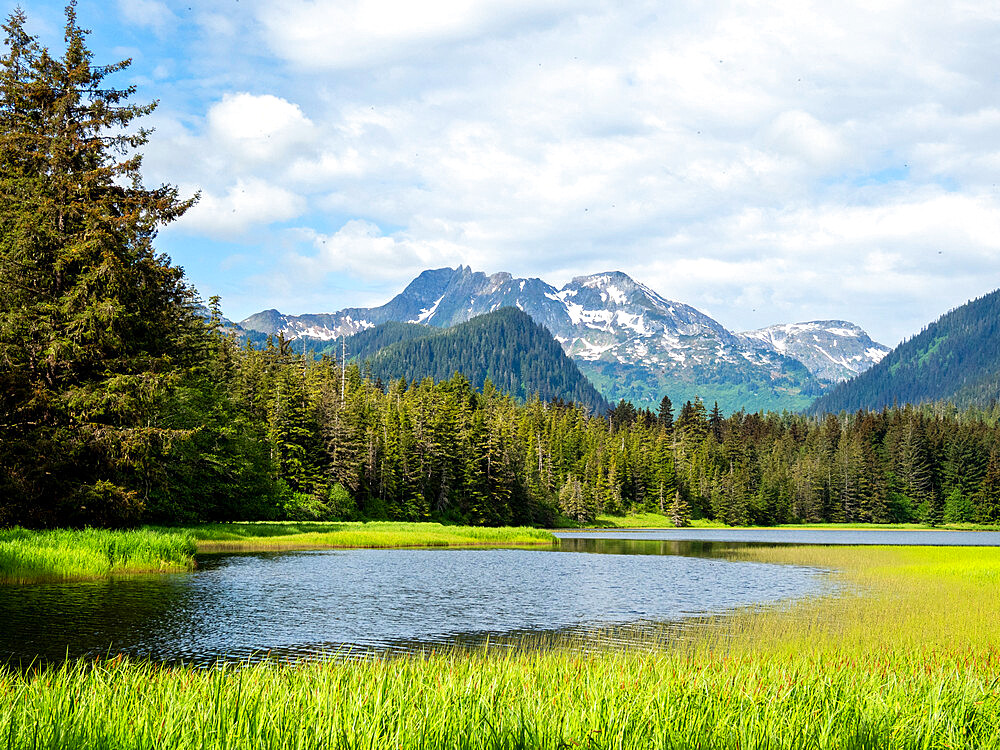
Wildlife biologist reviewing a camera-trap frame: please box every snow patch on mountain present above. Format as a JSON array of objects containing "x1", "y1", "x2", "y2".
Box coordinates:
[
  {"x1": 740, "y1": 320, "x2": 889, "y2": 383},
  {"x1": 413, "y1": 294, "x2": 446, "y2": 324}
]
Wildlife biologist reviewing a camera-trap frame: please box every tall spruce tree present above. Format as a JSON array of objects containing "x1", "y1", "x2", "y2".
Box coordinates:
[{"x1": 0, "y1": 5, "x2": 199, "y2": 525}]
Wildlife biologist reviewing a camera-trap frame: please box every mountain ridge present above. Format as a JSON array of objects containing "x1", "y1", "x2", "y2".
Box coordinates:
[
  {"x1": 238, "y1": 267, "x2": 888, "y2": 413},
  {"x1": 808, "y1": 289, "x2": 1000, "y2": 413}
]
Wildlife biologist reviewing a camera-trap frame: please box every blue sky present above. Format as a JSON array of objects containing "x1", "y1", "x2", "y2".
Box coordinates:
[{"x1": 13, "y1": 0, "x2": 1000, "y2": 345}]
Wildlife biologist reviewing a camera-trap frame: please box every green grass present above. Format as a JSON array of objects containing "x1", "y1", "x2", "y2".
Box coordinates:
[
  {"x1": 0, "y1": 523, "x2": 552, "y2": 582},
  {"x1": 169, "y1": 521, "x2": 556, "y2": 552},
  {"x1": 2, "y1": 641, "x2": 998, "y2": 749},
  {"x1": 0, "y1": 528, "x2": 196, "y2": 584}
]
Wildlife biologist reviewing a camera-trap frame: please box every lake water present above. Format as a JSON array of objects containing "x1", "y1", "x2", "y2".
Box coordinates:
[
  {"x1": 0, "y1": 538, "x2": 829, "y2": 666},
  {"x1": 555, "y1": 528, "x2": 1000, "y2": 546},
  {"x1": 6, "y1": 527, "x2": 996, "y2": 667}
]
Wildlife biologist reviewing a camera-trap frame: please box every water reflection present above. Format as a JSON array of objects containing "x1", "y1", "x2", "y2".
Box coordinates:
[
  {"x1": 555, "y1": 528, "x2": 1000, "y2": 546},
  {"x1": 0, "y1": 542, "x2": 829, "y2": 667},
  {"x1": 558, "y1": 536, "x2": 771, "y2": 558}
]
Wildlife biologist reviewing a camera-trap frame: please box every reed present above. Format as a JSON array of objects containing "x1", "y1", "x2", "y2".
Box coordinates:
[
  {"x1": 0, "y1": 528, "x2": 196, "y2": 583},
  {"x1": 1, "y1": 638, "x2": 998, "y2": 749},
  {"x1": 182, "y1": 521, "x2": 555, "y2": 552}
]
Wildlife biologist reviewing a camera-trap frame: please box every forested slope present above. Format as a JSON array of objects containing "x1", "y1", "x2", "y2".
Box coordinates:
[
  {"x1": 809, "y1": 289, "x2": 1000, "y2": 414},
  {"x1": 361, "y1": 308, "x2": 611, "y2": 414}
]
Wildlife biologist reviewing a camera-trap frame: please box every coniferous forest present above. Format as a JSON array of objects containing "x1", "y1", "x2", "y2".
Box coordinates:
[{"x1": 2, "y1": 8, "x2": 1000, "y2": 531}]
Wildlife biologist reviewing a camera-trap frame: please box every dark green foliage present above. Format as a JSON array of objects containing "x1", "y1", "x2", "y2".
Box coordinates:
[
  {"x1": 3, "y1": 6, "x2": 1000, "y2": 531},
  {"x1": 0, "y1": 5, "x2": 205, "y2": 526},
  {"x1": 977, "y1": 451, "x2": 1000, "y2": 524},
  {"x1": 361, "y1": 308, "x2": 610, "y2": 414},
  {"x1": 342, "y1": 321, "x2": 438, "y2": 361},
  {"x1": 810, "y1": 289, "x2": 1000, "y2": 414}
]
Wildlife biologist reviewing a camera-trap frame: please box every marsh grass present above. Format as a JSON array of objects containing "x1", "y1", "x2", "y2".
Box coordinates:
[
  {"x1": 2, "y1": 636, "x2": 998, "y2": 749},
  {"x1": 179, "y1": 521, "x2": 555, "y2": 552},
  {"x1": 718, "y1": 545, "x2": 1000, "y2": 657},
  {"x1": 0, "y1": 528, "x2": 196, "y2": 584}
]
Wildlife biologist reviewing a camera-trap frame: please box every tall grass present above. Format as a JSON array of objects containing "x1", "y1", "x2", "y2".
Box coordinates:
[
  {"x1": 180, "y1": 521, "x2": 555, "y2": 552},
  {"x1": 0, "y1": 528, "x2": 196, "y2": 583},
  {"x1": 717, "y1": 545, "x2": 1000, "y2": 656},
  {"x1": 1, "y1": 642, "x2": 998, "y2": 748}
]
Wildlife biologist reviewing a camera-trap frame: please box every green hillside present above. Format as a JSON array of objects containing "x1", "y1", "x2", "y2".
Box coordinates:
[
  {"x1": 359, "y1": 308, "x2": 611, "y2": 413},
  {"x1": 809, "y1": 289, "x2": 1000, "y2": 414}
]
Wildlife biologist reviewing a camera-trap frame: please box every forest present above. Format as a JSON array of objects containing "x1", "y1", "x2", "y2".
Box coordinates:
[{"x1": 2, "y1": 6, "x2": 1000, "y2": 531}]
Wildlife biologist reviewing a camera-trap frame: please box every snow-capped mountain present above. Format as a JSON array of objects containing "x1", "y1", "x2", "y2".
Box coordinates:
[
  {"x1": 238, "y1": 267, "x2": 887, "y2": 412},
  {"x1": 739, "y1": 321, "x2": 889, "y2": 384}
]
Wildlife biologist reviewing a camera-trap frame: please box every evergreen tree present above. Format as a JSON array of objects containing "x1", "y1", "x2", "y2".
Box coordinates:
[
  {"x1": 975, "y1": 450, "x2": 1000, "y2": 524},
  {"x1": 709, "y1": 402, "x2": 724, "y2": 442},
  {"x1": 0, "y1": 5, "x2": 200, "y2": 525},
  {"x1": 558, "y1": 474, "x2": 595, "y2": 525},
  {"x1": 657, "y1": 395, "x2": 674, "y2": 430},
  {"x1": 669, "y1": 490, "x2": 690, "y2": 527}
]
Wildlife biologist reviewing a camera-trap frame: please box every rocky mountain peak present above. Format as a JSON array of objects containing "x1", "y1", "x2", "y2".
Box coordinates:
[{"x1": 740, "y1": 320, "x2": 889, "y2": 383}]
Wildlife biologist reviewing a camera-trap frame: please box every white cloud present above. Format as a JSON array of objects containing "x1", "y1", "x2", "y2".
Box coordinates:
[
  {"x1": 287, "y1": 221, "x2": 465, "y2": 282},
  {"x1": 254, "y1": 0, "x2": 586, "y2": 69},
  {"x1": 117, "y1": 0, "x2": 175, "y2": 33},
  {"x1": 135, "y1": 0, "x2": 1000, "y2": 343},
  {"x1": 179, "y1": 178, "x2": 307, "y2": 237},
  {"x1": 206, "y1": 93, "x2": 317, "y2": 165}
]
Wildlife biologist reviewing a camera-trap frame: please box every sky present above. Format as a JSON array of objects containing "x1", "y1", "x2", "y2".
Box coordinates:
[{"x1": 12, "y1": 0, "x2": 1000, "y2": 345}]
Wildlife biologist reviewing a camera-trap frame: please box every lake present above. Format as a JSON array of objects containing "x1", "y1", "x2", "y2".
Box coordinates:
[
  {"x1": 0, "y1": 536, "x2": 826, "y2": 666},
  {"x1": 4, "y1": 528, "x2": 997, "y2": 666}
]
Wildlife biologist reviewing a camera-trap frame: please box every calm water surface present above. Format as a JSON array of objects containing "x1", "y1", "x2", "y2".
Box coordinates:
[
  {"x1": 0, "y1": 540, "x2": 830, "y2": 666},
  {"x1": 555, "y1": 528, "x2": 1000, "y2": 546}
]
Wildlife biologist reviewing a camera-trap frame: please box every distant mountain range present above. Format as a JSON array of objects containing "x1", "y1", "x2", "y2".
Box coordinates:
[
  {"x1": 237, "y1": 267, "x2": 889, "y2": 413},
  {"x1": 809, "y1": 288, "x2": 1000, "y2": 414}
]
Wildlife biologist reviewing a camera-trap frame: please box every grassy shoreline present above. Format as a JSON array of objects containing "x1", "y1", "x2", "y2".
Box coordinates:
[
  {"x1": 0, "y1": 528, "x2": 197, "y2": 584},
  {"x1": 0, "y1": 522, "x2": 555, "y2": 583},
  {"x1": 5, "y1": 515, "x2": 998, "y2": 583},
  {"x1": 2, "y1": 543, "x2": 1000, "y2": 747},
  {"x1": 584, "y1": 512, "x2": 1000, "y2": 531},
  {"x1": 179, "y1": 521, "x2": 556, "y2": 553}
]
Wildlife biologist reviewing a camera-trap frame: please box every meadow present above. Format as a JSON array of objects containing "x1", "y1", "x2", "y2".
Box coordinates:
[{"x1": 2, "y1": 541, "x2": 999, "y2": 747}]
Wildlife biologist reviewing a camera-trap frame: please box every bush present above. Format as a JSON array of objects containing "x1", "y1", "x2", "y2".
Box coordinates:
[{"x1": 327, "y1": 484, "x2": 358, "y2": 521}]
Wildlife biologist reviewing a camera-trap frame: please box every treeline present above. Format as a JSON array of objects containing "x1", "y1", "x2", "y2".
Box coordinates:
[{"x1": 161, "y1": 335, "x2": 1000, "y2": 527}]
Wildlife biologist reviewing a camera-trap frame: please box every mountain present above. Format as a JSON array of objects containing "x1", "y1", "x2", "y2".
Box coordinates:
[
  {"x1": 355, "y1": 308, "x2": 611, "y2": 413},
  {"x1": 739, "y1": 321, "x2": 889, "y2": 384},
  {"x1": 239, "y1": 267, "x2": 887, "y2": 413},
  {"x1": 808, "y1": 289, "x2": 1000, "y2": 414}
]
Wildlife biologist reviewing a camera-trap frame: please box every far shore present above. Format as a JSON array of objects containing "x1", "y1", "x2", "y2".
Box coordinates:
[{"x1": 5, "y1": 516, "x2": 1000, "y2": 585}]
